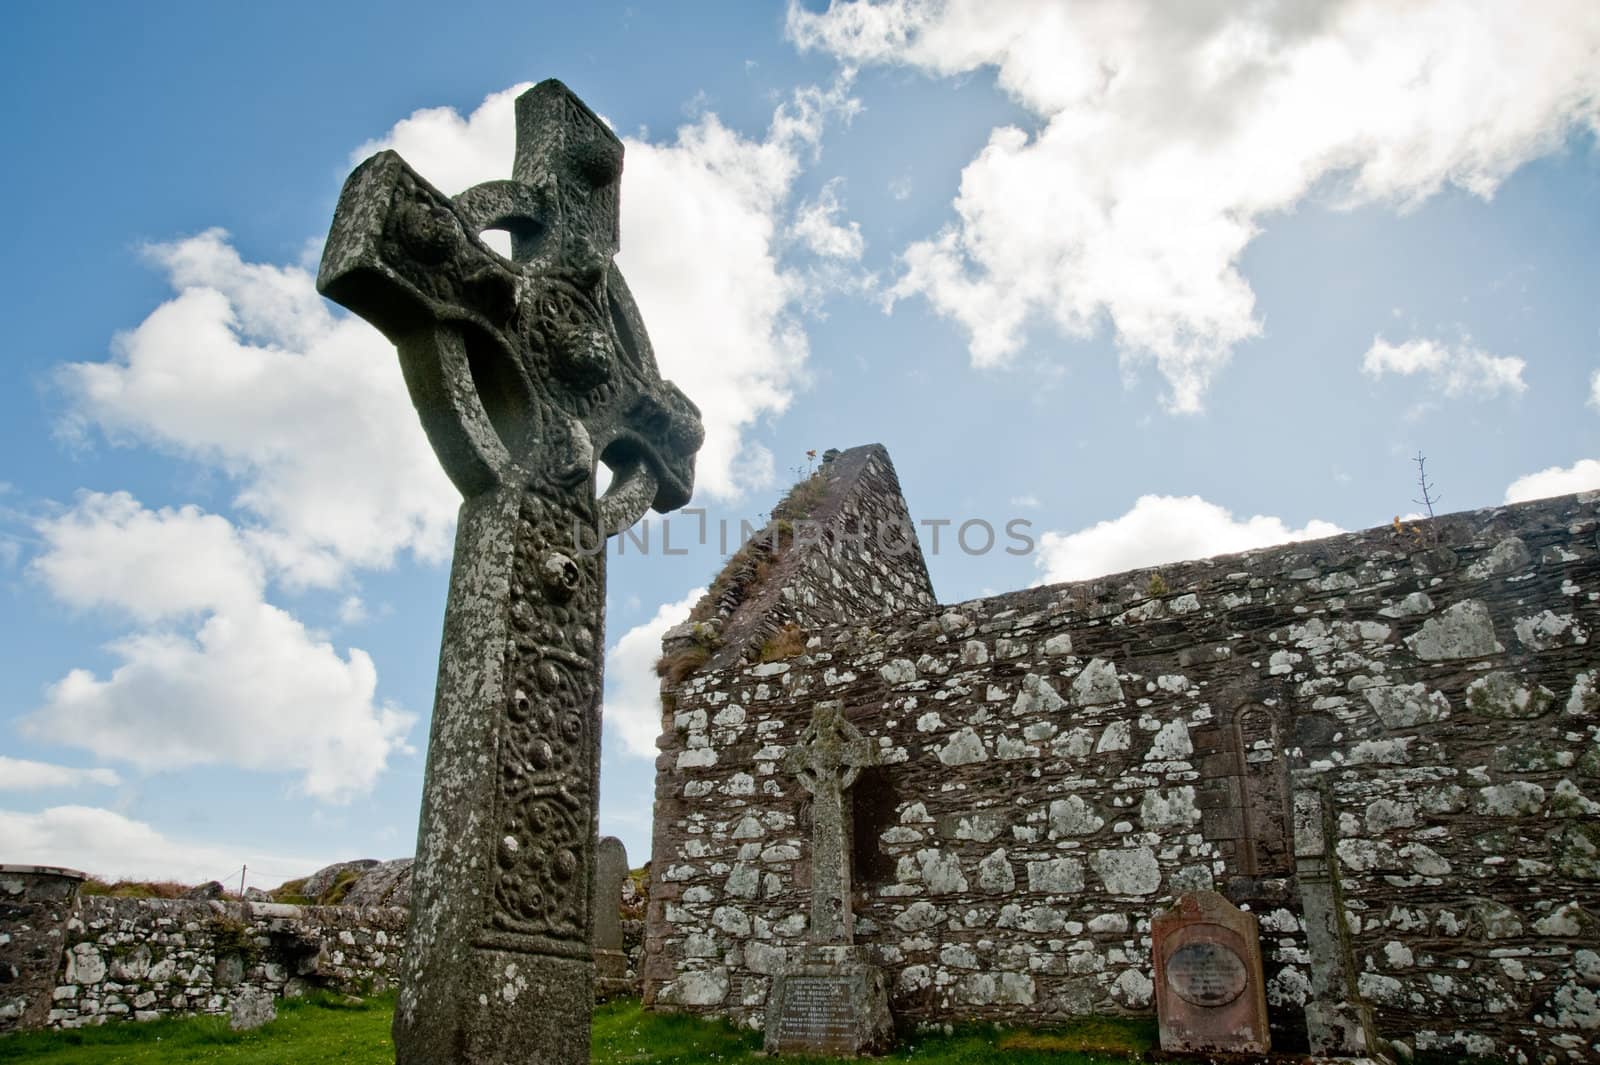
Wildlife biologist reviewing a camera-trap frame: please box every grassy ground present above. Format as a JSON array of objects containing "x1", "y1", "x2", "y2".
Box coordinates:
[
  {"x1": 0, "y1": 995, "x2": 1161, "y2": 1065},
  {"x1": 0, "y1": 992, "x2": 394, "y2": 1065}
]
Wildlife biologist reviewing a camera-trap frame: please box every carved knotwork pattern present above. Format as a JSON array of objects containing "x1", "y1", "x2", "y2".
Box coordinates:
[{"x1": 489, "y1": 485, "x2": 603, "y2": 943}]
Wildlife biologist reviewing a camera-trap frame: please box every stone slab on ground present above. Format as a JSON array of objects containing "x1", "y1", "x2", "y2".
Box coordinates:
[{"x1": 229, "y1": 986, "x2": 276, "y2": 1031}]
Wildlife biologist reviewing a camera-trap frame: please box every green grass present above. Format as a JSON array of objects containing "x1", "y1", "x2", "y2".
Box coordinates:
[
  {"x1": 2, "y1": 995, "x2": 1161, "y2": 1065},
  {"x1": 0, "y1": 992, "x2": 394, "y2": 1065}
]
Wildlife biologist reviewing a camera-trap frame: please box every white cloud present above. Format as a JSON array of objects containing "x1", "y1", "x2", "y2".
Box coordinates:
[
  {"x1": 363, "y1": 80, "x2": 861, "y2": 500},
  {"x1": 1505, "y1": 459, "x2": 1600, "y2": 503},
  {"x1": 1034, "y1": 495, "x2": 1342, "y2": 584},
  {"x1": 1590, "y1": 369, "x2": 1600, "y2": 411},
  {"x1": 1010, "y1": 494, "x2": 1040, "y2": 509},
  {"x1": 791, "y1": 179, "x2": 865, "y2": 260},
  {"x1": 25, "y1": 493, "x2": 413, "y2": 803},
  {"x1": 1361, "y1": 336, "x2": 1527, "y2": 398},
  {"x1": 0, "y1": 757, "x2": 120, "y2": 791},
  {"x1": 790, "y1": 0, "x2": 1600, "y2": 410},
  {"x1": 33, "y1": 491, "x2": 264, "y2": 622},
  {"x1": 59, "y1": 230, "x2": 458, "y2": 587},
  {"x1": 604, "y1": 587, "x2": 705, "y2": 758},
  {"x1": 40, "y1": 78, "x2": 862, "y2": 810},
  {"x1": 338, "y1": 595, "x2": 369, "y2": 625},
  {"x1": 0, "y1": 805, "x2": 329, "y2": 888}
]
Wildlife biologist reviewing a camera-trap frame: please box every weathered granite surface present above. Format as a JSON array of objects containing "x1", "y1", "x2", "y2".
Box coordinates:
[
  {"x1": 319, "y1": 76, "x2": 701, "y2": 1065},
  {"x1": 646, "y1": 454, "x2": 1600, "y2": 1064}
]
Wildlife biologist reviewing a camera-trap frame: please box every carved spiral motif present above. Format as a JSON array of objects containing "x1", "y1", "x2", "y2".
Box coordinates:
[{"x1": 486, "y1": 484, "x2": 602, "y2": 944}]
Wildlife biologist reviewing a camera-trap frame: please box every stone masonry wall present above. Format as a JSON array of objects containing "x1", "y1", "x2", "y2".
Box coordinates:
[
  {"x1": 2, "y1": 863, "x2": 647, "y2": 1032},
  {"x1": 646, "y1": 490, "x2": 1600, "y2": 1063},
  {"x1": 45, "y1": 896, "x2": 406, "y2": 1028},
  {"x1": 667, "y1": 444, "x2": 936, "y2": 674},
  {"x1": 0, "y1": 865, "x2": 407, "y2": 1032}
]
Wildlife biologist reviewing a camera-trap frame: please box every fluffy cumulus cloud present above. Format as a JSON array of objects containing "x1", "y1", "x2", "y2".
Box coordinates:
[
  {"x1": 363, "y1": 81, "x2": 861, "y2": 499},
  {"x1": 789, "y1": 0, "x2": 1600, "y2": 410},
  {"x1": 0, "y1": 805, "x2": 327, "y2": 887},
  {"x1": 791, "y1": 179, "x2": 866, "y2": 260},
  {"x1": 1361, "y1": 336, "x2": 1527, "y2": 398},
  {"x1": 1505, "y1": 459, "x2": 1600, "y2": 504},
  {"x1": 37, "y1": 79, "x2": 861, "y2": 805},
  {"x1": 0, "y1": 757, "x2": 120, "y2": 791},
  {"x1": 60, "y1": 230, "x2": 459, "y2": 588},
  {"x1": 1035, "y1": 495, "x2": 1342, "y2": 584},
  {"x1": 25, "y1": 493, "x2": 413, "y2": 802},
  {"x1": 603, "y1": 587, "x2": 705, "y2": 758}
]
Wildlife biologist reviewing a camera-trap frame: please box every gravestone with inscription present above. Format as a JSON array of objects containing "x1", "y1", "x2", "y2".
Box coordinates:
[
  {"x1": 592, "y1": 835, "x2": 630, "y2": 999},
  {"x1": 318, "y1": 79, "x2": 703, "y2": 1065},
  {"x1": 1152, "y1": 890, "x2": 1271, "y2": 1054},
  {"x1": 764, "y1": 703, "x2": 894, "y2": 1056}
]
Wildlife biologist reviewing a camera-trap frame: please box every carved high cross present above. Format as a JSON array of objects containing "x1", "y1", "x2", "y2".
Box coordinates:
[
  {"x1": 785, "y1": 702, "x2": 875, "y2": 945},
  {"x1": 317, "y1": 80, "x2": 702, "y2": 1065}
]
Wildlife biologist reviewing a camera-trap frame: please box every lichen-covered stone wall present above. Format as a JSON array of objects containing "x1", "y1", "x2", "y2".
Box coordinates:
[
  {"x1": 2, "y1": 862, "x2": 647, "y2": 1032},
  {"x1": 664, "y1": 444, "x2": 936, "y2": 674},
  {"x1": 646, "y1": 490, "x2": 1600, "y2": 1063},
  {"x1": 45, "y1": 896, "x2": 406, "y2": 1028}
]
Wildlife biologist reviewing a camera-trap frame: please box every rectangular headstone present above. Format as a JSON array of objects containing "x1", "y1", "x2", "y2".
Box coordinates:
[
  {"x1": 592, "y1": 836, "x2": 630, "y2": 999},
  {"x1": 1152, "y1": 890, "x2": 1270, "y2": 1054}
]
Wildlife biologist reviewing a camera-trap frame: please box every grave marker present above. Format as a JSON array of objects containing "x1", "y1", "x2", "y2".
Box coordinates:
[
  {"x1": 318, "y1": 78, "x2": 702, "y2": 1065},
  {"x1": 1152, "y1": 890, "x2": 1270, "y2": 1054},
  {"x1": 764, "y1": 702, "x2": 894, "y2": 1056}
]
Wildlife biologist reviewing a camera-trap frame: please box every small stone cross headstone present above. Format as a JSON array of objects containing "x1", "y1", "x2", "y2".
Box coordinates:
[
  {"x1": 318, "y1": 79, "x2": 702, "y2": 1065},
  {"x1": 764, "y1": 702, "x2": 893, "y2": 1056},
  {"x1": 1152, "y1": 890, "x2": 1270, "y2": 1054},
  {"x1": 786, "y1": 701, "x2": 874, "y2": 945},
  {"x1": 591, "y1": 835, "x2": 630, "y2": 999}
]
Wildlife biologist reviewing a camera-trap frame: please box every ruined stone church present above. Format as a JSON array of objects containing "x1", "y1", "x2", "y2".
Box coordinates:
[{"x1": 644, "y1": 443, "x2": 1600, "y2": 1062}]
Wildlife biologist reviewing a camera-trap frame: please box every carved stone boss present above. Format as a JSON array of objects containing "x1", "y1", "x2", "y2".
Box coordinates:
[
  {"x1": 784, "y1": 701, "x2": 874, "y2": 945},
  {"x1": 318, "y1": 80, "x2": 702, "y2": 1064}
]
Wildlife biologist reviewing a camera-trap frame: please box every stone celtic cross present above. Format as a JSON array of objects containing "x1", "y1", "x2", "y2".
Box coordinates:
[
  {"x1": 784, "y1": 702, "x2": 875, "y2": 945},
  {"x1": 318, "y1": 80, "x2": 702, "y2": 1065}
]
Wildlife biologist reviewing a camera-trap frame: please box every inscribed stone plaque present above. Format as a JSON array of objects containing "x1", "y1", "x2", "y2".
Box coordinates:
[
  {"x1": 764, "y1": 945, "x2": 894, "y2": 1057},
  {"x1": 1165, "y1": 941, "x2": 1248, "y2": 1007},
  {"x1": 772, "y1": 976, "x2": 856, "y2": 1046},
  {"x1": 1152, "y1": 891, "x2": 1270, "y2": 1054}
]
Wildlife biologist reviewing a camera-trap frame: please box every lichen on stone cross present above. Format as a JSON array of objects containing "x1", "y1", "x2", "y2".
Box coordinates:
[
  {"x1": 316, "y1": 79, "x2": 702, "y2": 1065},
  {"x1": 784, "y1": 701, "x2": 875, "y2": 945}
]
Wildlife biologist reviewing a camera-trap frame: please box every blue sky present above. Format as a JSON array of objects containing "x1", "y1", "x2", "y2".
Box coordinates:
[{"x1": 3, "y1": 0, "x2": 1598, "y2": 887}]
